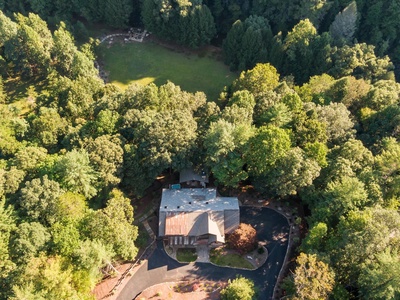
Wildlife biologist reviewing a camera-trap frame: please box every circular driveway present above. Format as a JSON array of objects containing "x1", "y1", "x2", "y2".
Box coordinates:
[{"x1": 117, "y1": 206, "x2": 289, "y2": 300}]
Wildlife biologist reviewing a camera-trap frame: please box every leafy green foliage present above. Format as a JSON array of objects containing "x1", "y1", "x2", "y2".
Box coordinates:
[
  {"x1": 223, "y1": 16, "x2": 272, "y2": 71},
  {"x1": 10, "y1": 254, "x2": 93, "y2": 300},
  {"x1": 0, "y1": 199, "x2": 16, "y2": 299},
  {"x1": 328, "y1": 207, "x2": 400, "y2": 285},
  {"x1": 9, "y1": 222, "x2": 50, "y2": 264},
  {"x1": 142, "y1": 0, "x2": 216, "y2": 48},
  {"x1": 52, "y1": 149, "x2": 98, "y2": 199},
  {"x1": 285, "y1": 253, "x2": 335, "y2": 300},
  {"x1": 204, "y1": 120, "x2": 252, "y2": 187},
  {"x1": 262, "y1": 147, "x2": 321, "y2": 197},
  {"x1": 19, "y1": 175, "x2": 63, "y2": 225},
  {"x1": 220, "y1": 276, "x2": 255, "y2": 300},
  {"x1": 245, "y1": 125, "x2": 292, "y2": 176},
  {"x1": 81, "y1": 189, "x2": 138, "y2": 260},
  {"x1": 329, "y1": 43, "x2": 395, "y2": 82},
  {"x1": 232, "y1": 63, "x2": 280, "y2": 96},
  {"x1": 29, "y1": 107, "x2": 67, "y2": 150},
  {"x1": 0, "y1": 7, "x2": 399, "y2": 299},
  {"x1": 358, "y1": 250, "x2": 400, "y2": 300}
]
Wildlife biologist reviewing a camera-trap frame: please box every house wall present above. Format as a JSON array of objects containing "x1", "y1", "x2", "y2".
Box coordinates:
[
  {"x1": 211, "y1": 211, "x2": 225, "y2": 237},
  {"x1": 159, "y1": 211, "x2": 166, "y2": 237}
]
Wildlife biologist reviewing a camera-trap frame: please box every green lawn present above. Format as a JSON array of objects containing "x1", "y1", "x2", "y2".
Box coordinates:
[
  {"x1": 98, "y1": 40, "x2": 237, "y2": 101},
  {"x1": 210, "y1": 248, "x2": 254, "y2": 269}
]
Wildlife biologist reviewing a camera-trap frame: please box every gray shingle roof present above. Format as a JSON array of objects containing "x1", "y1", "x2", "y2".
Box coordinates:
[{"x1": 160, "y1": 188, "x2": 238, "y2": 212}]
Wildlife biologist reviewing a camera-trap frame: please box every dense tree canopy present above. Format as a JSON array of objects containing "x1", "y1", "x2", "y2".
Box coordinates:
[{"x1": 0, "y1": 4, "x2": 399, "y2": 299}]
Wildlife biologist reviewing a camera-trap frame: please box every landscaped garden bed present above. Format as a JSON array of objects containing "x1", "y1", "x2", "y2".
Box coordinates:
[{"x1": 210, "y1": 244, "x2": 268, "y2": 269}]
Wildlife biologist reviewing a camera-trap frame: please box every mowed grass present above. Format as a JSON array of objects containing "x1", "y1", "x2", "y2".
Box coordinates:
[
  {"x1": 210, "y1": 251, "x2": 253, "y2": 269},
  {"x1": 98, "y1": 40, "x2": 237, "y2": 101},
  {"x1": 210, "y1": 248, "x2": 254, "y2": 269}
]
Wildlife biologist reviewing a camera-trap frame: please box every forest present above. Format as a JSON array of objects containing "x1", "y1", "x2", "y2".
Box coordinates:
[{"x1": 0, "y1": 0, "x2": 400, "y2": 299}]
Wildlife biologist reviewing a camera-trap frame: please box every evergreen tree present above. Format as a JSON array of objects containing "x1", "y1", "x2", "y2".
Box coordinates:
[
  {"x1": 329, "y1": 1, "x2": 357, "y2": 45},
  {"x1": 104, "y1": 0, "x2": 133, "y2": 28},
  {"x1": 223, "y1": 19, "x2": 244, "y2": 70},
  {"x1": 223, "y1": 15, "x2": 272, "y2": 71},
  {"x1": 283, "y1": 19, "x2": 318, "y2": 84}
]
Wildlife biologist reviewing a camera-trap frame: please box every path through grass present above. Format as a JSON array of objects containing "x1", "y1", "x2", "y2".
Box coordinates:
[{"x1": 98, "y1": 40, "x2": 237, "y2": 101}]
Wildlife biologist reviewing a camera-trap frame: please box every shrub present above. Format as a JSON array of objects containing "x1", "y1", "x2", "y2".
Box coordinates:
[
  {"x1": 228, "y1": 223, "x2": 257, "y2": 254},
  {"x1": 220, "y1": 276, "x2": 255, "y2": 300}
]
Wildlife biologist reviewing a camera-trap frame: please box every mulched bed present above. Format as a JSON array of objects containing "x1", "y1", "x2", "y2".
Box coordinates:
[{"x1": 136, "y1": 280, "x2": 227, "y2": 300}]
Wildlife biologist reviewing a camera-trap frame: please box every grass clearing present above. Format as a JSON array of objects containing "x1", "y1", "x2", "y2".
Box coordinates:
[
  {"x1": 176, "y1": 248, "x2": 197, "y2": 263},
  {"x1": 98, "y1": 40, "x2": 237, "y2": 101},
  {"x1": 210, "y1": 248, "x2": 253, "y2": 269}
]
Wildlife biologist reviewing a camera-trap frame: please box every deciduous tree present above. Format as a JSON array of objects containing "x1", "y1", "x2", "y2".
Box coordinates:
[
  {"x1": 220, "y1": 276, "x2": 255, "y2": 300},
  {"x1": 0, "y1": 199, "x2": 16, "y2": 299},
  {"x1": 9, "y1": 222, "x2": 50, "y2": 264},
  {"x1": 328, "y1": 207, "x2": 400, "y2": 285},
  {"x1": 228, "y1": 223, "x2": 257, "y2": 255},
  {"x1": 52, "y1": 149, "x2": 98, "y2": 199},
  {"x1": 19, "y1": 175, "x2": 63, "y2": 225},
  {"x1": 204, "y1": 120, "x2": 253, "y2": 187},
  {"x1": 288, "y1": 253, "x2": 335, "y2": 300},
  {"x1": 232, "y1": 63, "x2": 280, "y2": 96},
  {"x1": 245, "y1": 125, "x2": 292, "y2": 176},
  {"x1": 261, "y1": 147, "x2": 321, "y2": 197},
  {"x1": 81, "y1": 189, "x2": 138, "y2": 260}
]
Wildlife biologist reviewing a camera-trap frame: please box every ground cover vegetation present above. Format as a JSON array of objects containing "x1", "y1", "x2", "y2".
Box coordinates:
[
  {"x1": 220, "y1": 276, "x2": 256, "y2": 300},
  {"x1": 0, "y1": 0, "x2": 400, "y2": 299},
  {"x1": 97, "y1": 41, "x2": 236, "y2": 101},
  {"x1": 210, "y1": 248, "x2": 254, "y2": 269},
  {"x1": 176, "y1": 248, "x2": 197, "y2": 262}
]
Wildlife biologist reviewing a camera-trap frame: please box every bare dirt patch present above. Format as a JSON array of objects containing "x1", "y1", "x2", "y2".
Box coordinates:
[{"x1": 136, "y1": 280, "x2": 227, "y2": 300}]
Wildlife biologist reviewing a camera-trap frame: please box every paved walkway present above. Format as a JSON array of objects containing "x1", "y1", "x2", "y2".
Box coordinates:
[{"x1": 195, "y1": 244, "x2": 210, "y2": 263}]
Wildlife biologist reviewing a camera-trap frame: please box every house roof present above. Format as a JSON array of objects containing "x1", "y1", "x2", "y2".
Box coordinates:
[
  {"x1": 165, "y1": 211, "x2": 225, "y2": 242},
  {"x1": 160, "y1": 188, "x2": 239, "y2": 213},
  {"x1": 179, "y1": 168, "x2": 209, "y2": 183}
]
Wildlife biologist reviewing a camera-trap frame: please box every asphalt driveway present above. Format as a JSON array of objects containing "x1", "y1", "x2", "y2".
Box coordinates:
[{"x1": 117, "y1": 206, "x2": 289, "y2": 300}]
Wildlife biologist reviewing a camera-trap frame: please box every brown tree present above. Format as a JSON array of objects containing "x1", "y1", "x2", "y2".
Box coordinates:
[{"x1": 228, "y1": 223, "x2": 257, "y2": 254}]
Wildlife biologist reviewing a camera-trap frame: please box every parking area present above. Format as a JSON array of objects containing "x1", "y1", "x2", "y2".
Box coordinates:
[{"x1": 117, "y1": 206, "x2": 289, "y2": 300}]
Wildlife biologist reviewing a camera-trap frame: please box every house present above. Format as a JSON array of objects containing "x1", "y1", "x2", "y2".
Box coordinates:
[{"x1": 159, "y1": 187, "x2": 239, "y2": 246}]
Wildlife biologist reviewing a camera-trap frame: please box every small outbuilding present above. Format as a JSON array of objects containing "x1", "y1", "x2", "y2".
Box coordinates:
[
  {"x1": 179, "y1": 168, "x2": 208, "y2": 188},
  {"x1": 159, "y1": 187, "x2": 239, "y2": 246}
]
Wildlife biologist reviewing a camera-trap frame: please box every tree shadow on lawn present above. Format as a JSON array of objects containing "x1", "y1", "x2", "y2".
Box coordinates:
[{"x1": 98, "y1": 40, "x2": 236, "y2": 101}]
